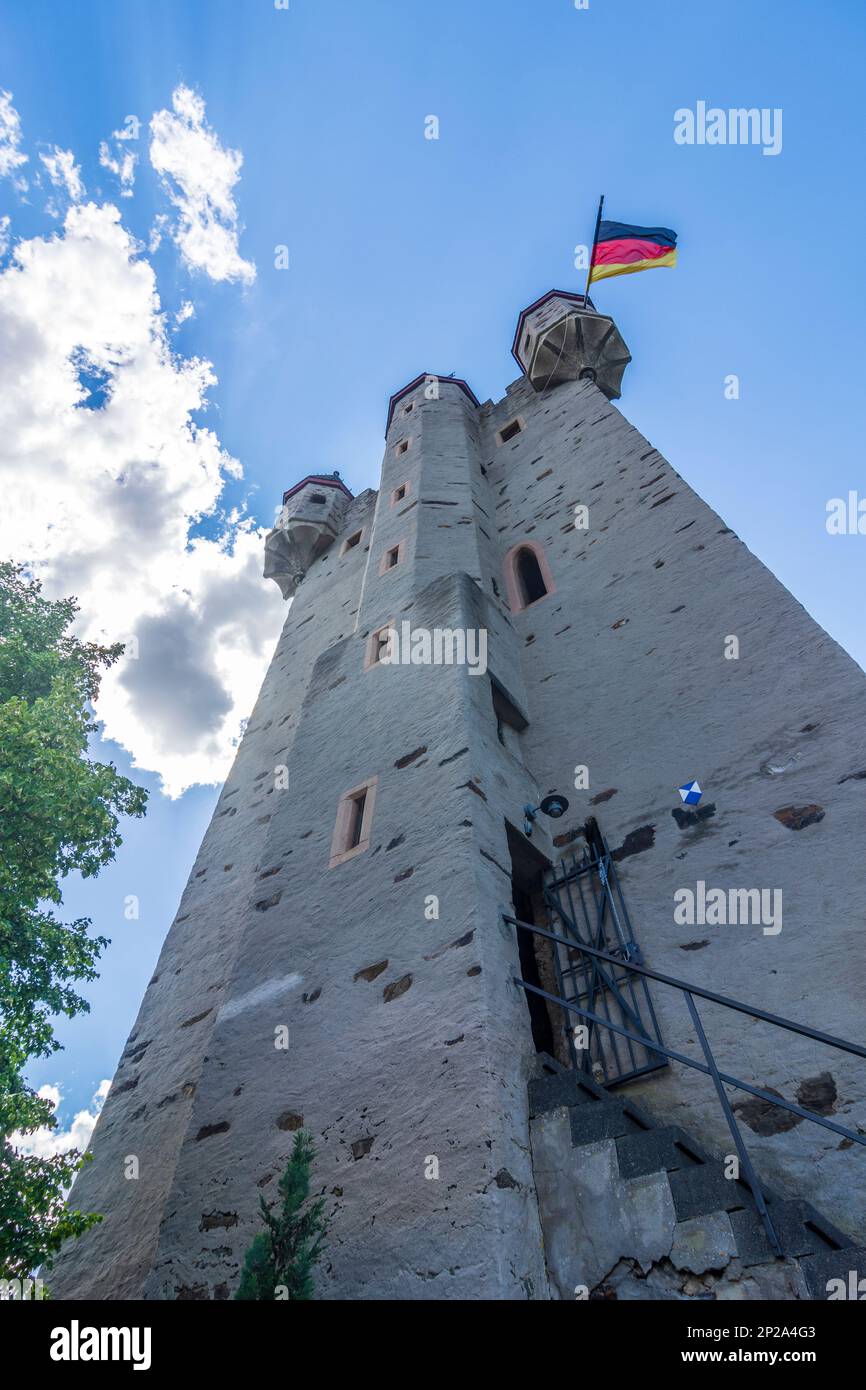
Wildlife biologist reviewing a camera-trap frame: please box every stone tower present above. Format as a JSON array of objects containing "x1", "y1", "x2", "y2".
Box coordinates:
[{"x1": 51, "y1": 292, "x2": 866, "y2": 1302}]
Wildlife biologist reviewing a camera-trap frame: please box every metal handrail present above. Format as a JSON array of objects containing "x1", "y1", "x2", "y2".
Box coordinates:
[{"x1": 504, "y1": 912, "x2": 866, "y2": 1258}]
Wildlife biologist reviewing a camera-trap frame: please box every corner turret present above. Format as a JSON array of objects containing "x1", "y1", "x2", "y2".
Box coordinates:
[
  {"x1": 512, "y1": 290, "x2": 632, "y2": 400},
  {"x1": 263, "y1": 472, "x2": 353, "y2": 599}
]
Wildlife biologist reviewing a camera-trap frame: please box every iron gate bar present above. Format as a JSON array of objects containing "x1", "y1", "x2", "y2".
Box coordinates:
[
  {"x1": 547, "y1": 886, "x2": 666, "y2": 1079},
  {"x1": 569, "y1": 857, "x2": 628, "y2": 1078},
  {"x1": 549, "y1": 906, "x2": 659, "y2": 1055},
  {"x1": 543, "y1": 842, "x2": 666, "y2": 1085},
  {"x1": 508, "y1": 914, "x2": 866, "y2": 1063}
]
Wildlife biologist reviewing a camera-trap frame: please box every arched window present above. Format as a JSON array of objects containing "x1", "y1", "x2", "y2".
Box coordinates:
[
  {"x1": 516, "y1": 548, "x2": 547, "y2": 606},
  {"x1": 503, "y1": 540, "x2": 555, "y2": 613}
]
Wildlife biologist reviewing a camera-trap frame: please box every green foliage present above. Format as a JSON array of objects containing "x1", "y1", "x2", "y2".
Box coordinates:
[
  {"x1": 235, "y1": 1131, "x2": 329, "y2": 1300},
  {"x1": 0, "y1": 562, "x2": 147, "y2": 1280}
]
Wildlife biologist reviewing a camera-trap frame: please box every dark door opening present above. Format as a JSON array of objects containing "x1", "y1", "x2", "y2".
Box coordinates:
[
  {"x1": 512, "y1": 881, "x2": 555, "y2": 1056},
  {"x1": 515, "y1": 547, "x2": 548, "y2": 606},
  {"x1": 505, "y1": 820, "x2": 562, "y2": 1059}
]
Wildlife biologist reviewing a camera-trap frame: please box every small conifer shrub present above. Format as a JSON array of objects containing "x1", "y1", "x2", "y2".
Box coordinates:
[{"x1": 235, "y1": 1130, "x2": 328, "y2": 1300}]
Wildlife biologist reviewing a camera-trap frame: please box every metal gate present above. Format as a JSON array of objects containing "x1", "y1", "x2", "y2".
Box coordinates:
[{"x1": 543, "y1": 817, "x2": 667, "y2": 1087}]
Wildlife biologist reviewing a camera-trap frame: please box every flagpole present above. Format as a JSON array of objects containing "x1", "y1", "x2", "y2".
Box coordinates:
[{"x1": 583, "y1": 193, "x2": 604, "y2": 307}]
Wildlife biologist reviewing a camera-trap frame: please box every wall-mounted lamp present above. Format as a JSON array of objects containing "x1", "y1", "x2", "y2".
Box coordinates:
[{"x1": 523, "y1": 793, "x2": 569, "y2": 837}]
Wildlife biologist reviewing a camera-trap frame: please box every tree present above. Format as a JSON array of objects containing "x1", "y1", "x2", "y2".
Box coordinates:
[
  {"x1": 235, "y1": 1130, "x2": 329, "y2": 1300},
  {"x1": 0, "y1": 562, "x2": 147, "y2": 1281}
]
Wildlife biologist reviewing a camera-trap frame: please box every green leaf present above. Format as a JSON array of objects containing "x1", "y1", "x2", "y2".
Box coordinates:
[{"x1": 0, "y1": 563, "x2": 147, "y2": 1280}]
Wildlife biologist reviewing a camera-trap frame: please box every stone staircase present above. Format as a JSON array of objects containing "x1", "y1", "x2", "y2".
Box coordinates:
[{"x1": 529, "y1": 1054, "x2": 866, "y2": 1301}]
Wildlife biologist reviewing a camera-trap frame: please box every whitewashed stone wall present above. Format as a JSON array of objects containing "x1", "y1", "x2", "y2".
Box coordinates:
[{"x1": 51, "y1": 306, "x2": 866, "y2": 1301}]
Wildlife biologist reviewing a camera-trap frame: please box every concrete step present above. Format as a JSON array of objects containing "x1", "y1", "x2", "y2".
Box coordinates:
[
  {"x1": 535, "y1": 1058, "x2": 861, "y2": 1297},
  {"x1": 800, "y1": 1247, "x2": 866, "y2": 1300},
  {"x1": 668, "y1": 1164, "x2": 765, "y2": 1222},
  {"x1": 796, "y1": 1199, "x2": 855, "y2": 1252},
  {"x1": 568, "y1": 1098, "x2": 649, "y2": 1145},
  {"x1": 528, "y1": 1068, "x2": 608, "y2": 1117},
  {"x1": 615, "y1": 1124, "x2": 710, "y2": 1180},
  {"x1": 729, "y1": 1200, "x2": 852, "y2": 1266}
]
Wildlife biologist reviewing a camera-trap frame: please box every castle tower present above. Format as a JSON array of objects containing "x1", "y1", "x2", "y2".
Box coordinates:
[{"x1": 50, "y1": 294, "x2": 866, "y2": 1302}]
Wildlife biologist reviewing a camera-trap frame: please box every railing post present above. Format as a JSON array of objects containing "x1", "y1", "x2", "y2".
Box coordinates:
[{"x1": 683, "y1": 991, "x2": 782, "y2": 1258}]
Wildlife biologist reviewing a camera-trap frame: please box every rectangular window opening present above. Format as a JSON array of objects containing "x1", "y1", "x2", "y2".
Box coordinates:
[
  {"x1": 365, "y1": 621, "x2": 394, "y2": 669},
  {"x1": 329, "y1": 776, "x2": 379, "y2": 868},
  {"x1": 347, "y1": 790, "x2": 367, "y2": 849},
  {"x1": 490, "y1": 675, "x2": 529, "y2": 733},
  {"x1": 499, "y1": 419, "x2": 523, "y2": 444}
]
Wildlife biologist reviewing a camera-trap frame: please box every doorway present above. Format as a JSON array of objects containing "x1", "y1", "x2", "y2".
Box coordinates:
[{"x1": 505, "y1": 820, "x2": 569, "y2": 1065}]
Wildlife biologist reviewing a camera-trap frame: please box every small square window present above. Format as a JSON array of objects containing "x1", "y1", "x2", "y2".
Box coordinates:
[
  {"x1": 341, "y1": 529, "x2": 363, "y2": 555},
  {"x1": 390, "y1": 481, "x2": 410, "y2": 507},
  {"x1": 403, "y1": 402, "x2": 414, "y2": 415},
  {"x1": 329, "y1": 777, "x2": 379, "y2": 868},
  {"x1": 378, "y1": 542, "x2": 404, "y2": 576},
  {"x1": 308, "y1": 492, "x2": 327, "y2": 504},
  {"x1": 498, "y1": 418, "x2": 524, "y2": 445},
  {"x1": 397, "y1": 439, "x2": 410, "y2": 456},
  {"x1": 364, "y1": 621, "x2": 394, "y2": 670}
]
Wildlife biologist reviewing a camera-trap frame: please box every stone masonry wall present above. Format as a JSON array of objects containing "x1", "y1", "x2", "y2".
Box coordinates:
[
  {"x1": 51, "y1": 308, "x2": 866, "y2": 1300},
  {"x1": 49, "y1": 491, "x2": 377, "y2": 1299},
  {"x1": 479, "y1": 370, "x2": 866, "y2": 1244},
  {"x1": 141, "y1": 571, "x2": 550, "y2": 1300}
]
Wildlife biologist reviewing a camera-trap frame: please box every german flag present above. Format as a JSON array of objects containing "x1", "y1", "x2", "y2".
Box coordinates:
[{"x1": 590, "y1": 220, "x2": 677, "y2": 284}]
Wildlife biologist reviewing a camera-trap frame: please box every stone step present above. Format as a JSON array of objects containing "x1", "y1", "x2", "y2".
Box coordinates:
[
  {"x1": 568, "y1": 1098, "x2": 650, "y2": 1145},
  {"x1": 668, "y1": 1164, "x2": 765, "y2": 1222},
  {"x1": 615, "y1": 1124, "x2": 711, "y2": 1180},
  {"x1": 800, "y1": 1246, "x2": 866, "y2": 1300},
  {"x1": 795, "y1": 1199, "x2": 855, "y2": 1253},
  {"x1": 729, "y1": 1200, "x2": 852, "y2": 1266},
  {"x1": 528, "y1": 1068, "x2": 608, "y2": 1117},
  {"x1": 531, "y1": 1059, "x2": 860, "y2": 1299}
]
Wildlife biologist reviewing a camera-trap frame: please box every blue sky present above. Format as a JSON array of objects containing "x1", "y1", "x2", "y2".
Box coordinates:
[{"x1": 2, "y1": 0, "x2": 865, "y2": 1132}]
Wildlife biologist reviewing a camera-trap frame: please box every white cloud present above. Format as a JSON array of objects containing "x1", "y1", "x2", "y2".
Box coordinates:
[
  {"x1": 39, "y1": 145, "x2": 85, "y2": 203},
  {"x1": 13, "y1": 1081, "x2": 110, "y2": 1159},
  {"x1": 149, "y1": 85, "x2": 255, "y2": 284},
  {"x1": 0, "y1": 200, "x2": 283, "y2": 796},
  {"x1": 148, "y1": 211, "x2": 169, "y2": 253},
  {"x1": 0, "y1": 215, "x2": 10, "y2": 258},
  {"x1": 99, "y1": 139, "x2": 137, "y2": 197},
  {"x1": 0, "y1": 89, "x2": 28, "y2": 186}
]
